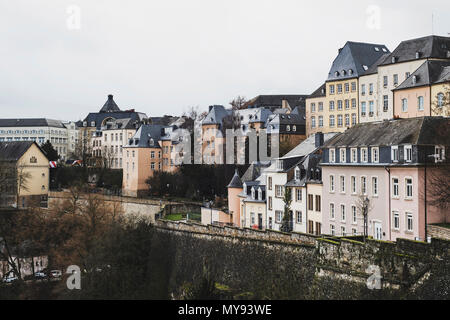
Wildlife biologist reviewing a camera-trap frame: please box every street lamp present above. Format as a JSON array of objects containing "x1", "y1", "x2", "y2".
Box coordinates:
[{"x1": 363, "y1": 197, "x2": 370, "y2": 240}]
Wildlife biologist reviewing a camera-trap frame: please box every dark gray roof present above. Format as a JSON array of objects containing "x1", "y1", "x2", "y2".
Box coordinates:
[
  {"x1": 227, "y1": 169, "x2": 243, "y2": 188},
  {"x1": 241, "y1": 161, "x2": 271, "y2": 182},
  {"x1": 0, "y1": 118, "x2": 65, "y2": 128},
  {"x1": 379, "y1": 35, "x2": 450, "y2": 66},
  {"x1": 327, "y1": 41, "x2": 390, "y2": 81},
  {"x1": 363, "y1": 53, "x2": 391, "y2": 75},
  {"x1": 102, "y1": 118, "x2": 136, "y2": 130},
  {"x1": 80, "y1": 111, "x2": 147, "y2": 130},
  {"x1": 308, "y1": 83, "x2": 326, "y2": 98},
  {"x1": 243, "y1": 95, "x2": 308, "y2": 111},
  {"x1": 394, "y1": 60, "x2": 450, "y2": 91},
  {"x1": 125, "y1": 124, "x2": 168, "y2": 148},
  {"x1": 100, "y1": 95, "x2": 121, "y2": 113},
  {"x1": 324, "y1": 117, "x2": 450, "y2": 148},
  {"x1": 0, "y1": 141, "x2": 44, "y2": 161}
]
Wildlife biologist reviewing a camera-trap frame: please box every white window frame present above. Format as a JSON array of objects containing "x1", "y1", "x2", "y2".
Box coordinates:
[
  {"x1": 340, "y1": 204, "x2": 346, "y2": 222},
  {"x1": 330, "y1": 203, "x2": 335, "y2": 220},
  {"x1": 329, "y1": 149, "x2": 336, "y2": 163},
  {"x1": 340, "y1": 148, "x2": 346, "y2": 163},
  {"x1": 352, "y1": 206, "x2": 357, "y2": 224},
  {"x1": 391, "y1": 146, "x2": 399, "y2": 162},
  {"x1": 361, "y1": 176, "x2": 367, "y2": 195},
  {"x1": 404, "y1": 145, "x2": 412, "y2": 163},
  {"x1": 340, "y1": 175, "x2": 346, "y2": 194},
  {"x1": 361, "y1": 148, "x2": 368, "y2": 163},
  {"x1": 351, "y1": 148, "x2": 357, "y2": 163},
  {"x1": 393, "y1": 211, "x2": 400, "y2": 230},
  {"x1": 371, "y1": 147, "x2": 379, "y2": 163},
  {"x1": 351, "y1": 176, "x2": 357, "y2": 194},
  {"x1": 405, "y1": 177, "x2": 413, "y2": 199},
  {"x1": 406, "y1": 213, "x2": 413, "y2": 232},
  {"x1": 330, "y1": 175, "x2": 335, "y2": 193},
  {"x1": 392, "y1": 177, "x2": 399, "y2": 198},
  {"x1": 372, "y1": 176, "x2": 378, "y2": 197}
]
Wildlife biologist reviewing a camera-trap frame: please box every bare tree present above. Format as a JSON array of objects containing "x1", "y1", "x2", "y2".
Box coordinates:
[
  {"x1": 431, "y1": 84, "x2": 449, "y2": 117},
  {"x1": 229, "y1": 96, "x2": 248, "y2": 110},
  {"x1": 427, "y1": 164, "x2": 450, "y2": 210},
  {"x1": 355, "y1": 193, "x2": 374, "y2": 239}
]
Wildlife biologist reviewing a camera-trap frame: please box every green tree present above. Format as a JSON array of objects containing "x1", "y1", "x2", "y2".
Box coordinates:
[
  {"x1": 280, "y1": 187, "x2": 293, "y2": 233},
  {"x1": 41, "y1": 140, "x2": 59, "y2": 161}
]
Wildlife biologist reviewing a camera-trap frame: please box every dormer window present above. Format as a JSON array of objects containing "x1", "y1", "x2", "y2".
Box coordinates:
[
  {"x1": 415, "y1": 52, "x2": 421, "y2": 59},
  {"x1": 243, "y1": 183, "x2": 247, "y2": 195},
  {"x1": 391, "y1": 56, "x2": 396, "y2": 63},
  {"x1": 258, "y1": 188, "x2": 262, "y2": 201},
  {"x1": 276, "y1": 159, "x2": 284, "y2": 170},
  {"x1": 335, "y1": 71, "x2": 340, "y2": 77},
  {"x1": 412, "y1": 75, "x2": 417, "y2": 85},
  {"x1": 342, "y1": 70, "x2": 346, "y2": 76},
  {"x1": 329, "y1": 149, "x2": 336, "y2": 163},
  {"x1": 295, "y1": 168, "x2": 301, "y2": 180},
  {"x1": 286, "y1": 125, "x2": 291, "y2": 132},
  {"x1": 348, "y1": 69, "x2": 353, "y2": 75},
  {"x1": 293, "y1": 125, "x2": 296, "y2": 132},
  {"x1": 91, "y1": 121, "x2": 96, "y2": 127},
  {"x1": 251, "y1": 187, "x2": 256, "y2": 200}
]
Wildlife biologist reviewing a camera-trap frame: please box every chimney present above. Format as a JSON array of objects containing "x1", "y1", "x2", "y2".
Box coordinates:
[{"x1": 315, "y1": 132, "x2": 324, "y2": 148}]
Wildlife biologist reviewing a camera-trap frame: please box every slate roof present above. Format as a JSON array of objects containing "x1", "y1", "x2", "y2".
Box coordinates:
[
  {"x1": 379, "y1": 35, "x2": 450, "y2": 66},
  {"x1": 0, "y1": 118, "x2": 65, "y2": 128},
  {"x1": 308, "y1": 83, "x2": 326, "y2": 98},
  {"x1": 243, "y1": 95, "x2": 308, "y2": 111},
  {"x1": 394, "y1": 60, "x2": 450, "y2": 91},
  {"x1": 202, "y1": 105, "x2": 232, "y2": 125},
  {"x1": 102, "y1": 118, "x2": 136, "y2": 130},
  {"x1": 362, "y1": 53, "x2": 391, "y2": 75},
  {"x1": 125, "y1": 124, "x2": 168, "y2": 148},
  {"x1": 327, "y1": 41, "x2": 390, "y2": 81},
  {"x1": 227, "y1": 169, "x2": 243, "y2": 188},
  {"x1": 0, "y1": 141, "x2": 44, "y2": 161},
  {"x1": 100, "y1": 95, "x2": 121, "y2": 113},
  {"x1": 323, "y1": 117, "x2": 450, "y2": 148},
  {"x1": 241, "y1": 161, "x2": 271, "y2": 183},
  {"x1": 283, "y1": 133, "x2": 338, "y2": 159}
]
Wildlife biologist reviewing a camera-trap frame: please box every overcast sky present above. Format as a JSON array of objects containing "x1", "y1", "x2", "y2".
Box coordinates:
[{"x1": 0, "y1": 0, "x2": 449, "y2": 121}]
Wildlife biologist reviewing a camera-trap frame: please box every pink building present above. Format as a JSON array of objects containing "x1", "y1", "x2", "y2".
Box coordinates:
[{"x1": 321, "y1": 117, "x2": 449, "y2": 242}]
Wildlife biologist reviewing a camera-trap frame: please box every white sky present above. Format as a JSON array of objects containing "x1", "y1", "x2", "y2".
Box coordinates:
[{"x1": 0, "y1": 0, "x2": 449, "y2": 121}]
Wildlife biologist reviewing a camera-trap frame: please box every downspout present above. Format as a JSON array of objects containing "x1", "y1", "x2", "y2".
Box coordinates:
[{"x1": 384, "y1": 166, "x2": 391, "y2": 241}]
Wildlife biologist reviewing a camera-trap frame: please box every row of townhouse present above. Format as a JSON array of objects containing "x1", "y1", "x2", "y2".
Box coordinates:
[
  {"x1": 226, "y1": 117, "x2": 449, "y2": 242},
  {"x1": 0, "y1": 118, "x2": 79, "y2": 160},
  {"x1": 306, "y1": 35, "x2": 450, "y2": 137}
]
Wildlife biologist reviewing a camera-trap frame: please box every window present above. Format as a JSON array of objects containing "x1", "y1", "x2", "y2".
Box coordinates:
[
  {"x1": 369, "y1": 101, "x2": 374, "y2": 116},
  {"x1": 330, "y1": 203, "x2": 335, "y2": 220},
  {"x1": 319, "y1": 116, "x2": 324, "y2": 128},
  {"x1": 340, "y1": 148, "x2": 346, "y2": 163},
  {"x1": 383, "y1": 95, "x2": 389, "y2": 112},
  {"x1": 361, "y1": 176, "x2": 367, "y2": 195},
  {"x1": 337, "y1": 115, "x2": 343, "y2": 127},
  {"x1": 275, "y1": 211, "x2": 283, "y2": 223},
  {"x1": 351, "y1": 82, "x2": 356, "y2": 91},
  {"x1": 352, "y1": 113, "x2": 357, "y2": 126},
  {"x1": 345, "y1": 114, "x2": 350, "y2": 127},
  {"x1": 308, "y1": 194, "x2": 314, "y2": 211},
  {"x1": 329, "y1": 115, "x2": 335, "y2": 127},
  {"x1": 393, "y1": 74, "x2": 398, "y2": 86},
  {"x1": 392, "y1": 146, "x2": 399, "y2": 162},
  {"x1": 361, "y1": 148, "x2": 368, "y2": 163},
  {"x1": 405, "y1": 72, "x2": 410, "y2": 79},
  {"x1": 329, "y1": 85, "x2": 335, "y2": 94},
  {"x1": 268, "y1": 177, "x2": 272, "y2": 190},
  {"x1": 361, "y1": 102, "x2": 367, "y2": 116},
  {"x1": 361, "y1": 84, "x2": 366, "y2": 95},
  {"x1": 315, "y1": 195, "x2": 321, "y2": 212},
  {"x1": 392, "y1": 178, "x2": 399, "y2": 197},
  {"x1": 151, "y1": 151, "x2": 155, "y2": 159},
  {"x1": 329, "y1": 101, "x2": 335, "y2": 111},
  {"x1": 405, "y1": 178, "x2": 413, "y2": 198},
  {"x1": 318, "y1": 102, "x2": 323, "y2": 111},
  {"x1": 330, "y1": 224, "x2": 335, "y2": 236},
  {"x1": 351, "y1": 176, "x2": 357, "y2": 194},
  {"x1": 352, "y1": 98, "x2": 356, "y2": 109},
  {"x1": 296, "y1": 189, "x2": 302, "y2": 202},
  {"x1": 402, "y1": 98, "x2": 408, "y2": 112},
  {"x1": 151, "y1": 162, "x2": 155, "y2": 170},
  {"x1": 340, "y1": 176, "x2": 345, "y2": 193},
  {"x1": 275, "y1": 185, "x2": 283, "y2": 198},
  {"x1": 337, "y1": 84, "x2": 343, "y2": 94},
  {"x1": 372, "y1": 177, "x2": 378, "y2": 196},
  {"x1": 406, "y1": 213, "x2": 413, "y2": 232},
  {"x1": 372, "y1": 147, "x2": 379, "y2": 163},
  {"x1": 338, "y1": 100, "x2": 343, "y2": 110},
  {"x1": 345, "y1": 83, "x2": 349, "y2": 93},
  {"x1": 352, "y1": 206, "x2": 357, "y2": 224},
  {"x1": 418, "y1": 96, "x2": 424, "y2": 111},
  {"x1": 311, "y1": 117, "x2": 316, "y2": 128},
  {"x1": 393, "y1": 212, "x2": 400, "y2": 230},
  {"x1": 404, "y1": 145, "x2": 412, "y2": 162},
  {"x1": 435, "y1": 146, "x2": 446, "y2": 162},
  {"x1": 268, "y1": 197, "x2": 273, "y2": 210},
  {"x1": 329, "y1": 149, "x2": 336, "y2": 163},
  {"x1": 369, "y1": 83, "x2": 374, "y2": 95},
  {"x1": 383, "y1": 76, "x2": 388, "y2": 87},
  {"x1": 345, "y1": 99, "x2": 350, "y2": 110},
  {"x1": 330, "y1": 175, "x2": 335, "y2": 192},
  {"x1": 296, "y1": 211, "x2": 303, "y2": 224},
  {"x1": 311, "y1": 103, "x2": 316, "y2": 113},
  {"x1": 341, "y1": 205, "x2": 346, "y2": 222},
  {"x1": 341, "y1": 226, "x2": 346, "y2": 236}
]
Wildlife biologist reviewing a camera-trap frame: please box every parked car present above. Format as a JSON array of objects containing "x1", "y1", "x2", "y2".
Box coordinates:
[
  {"x1": 34, "y1": 272, "x2": 47, "y2": 279},
  {"x1": 50, "y1": 270, "x2": 62, "y2": 278},
  {"x1": 3, "y1": 276, "x2": 18, "y2": 283}
]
